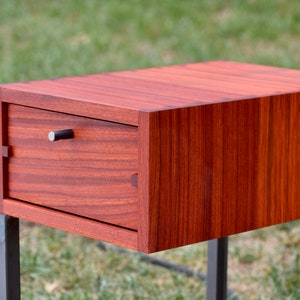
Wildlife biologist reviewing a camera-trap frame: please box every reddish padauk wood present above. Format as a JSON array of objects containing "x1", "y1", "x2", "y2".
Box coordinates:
[{"x1": 0, "y1": 61, "x2": 299, "y2": 252}]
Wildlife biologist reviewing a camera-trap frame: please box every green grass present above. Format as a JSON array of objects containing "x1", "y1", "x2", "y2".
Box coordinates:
[
  {"x1": 1, "y1": 0, "x2": 300, "y2": 84},
  {"x1": 1, "y1": 0, "x2": 300, "y2": 299},
  {"x1": 20, "y1": 222, "x2": 208, "y2": 299},
  {"x1": 19, "y1": 221, "x2": 300, "y2": 299}
]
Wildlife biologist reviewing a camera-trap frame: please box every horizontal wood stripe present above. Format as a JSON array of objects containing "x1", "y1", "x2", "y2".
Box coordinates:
[{"x1": 2, "y1": 198, "x2": 138, "y2": 250}]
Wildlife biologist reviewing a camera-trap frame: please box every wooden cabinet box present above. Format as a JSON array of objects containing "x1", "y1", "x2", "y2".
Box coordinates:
[{"x1": 1, "y1": 61, "x2": 299, "y2": 253}]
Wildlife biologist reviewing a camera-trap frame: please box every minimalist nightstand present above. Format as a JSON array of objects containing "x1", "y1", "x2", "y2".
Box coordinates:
[{"x1": 1, "y1": 61, "x2": 299, "y2": 299}]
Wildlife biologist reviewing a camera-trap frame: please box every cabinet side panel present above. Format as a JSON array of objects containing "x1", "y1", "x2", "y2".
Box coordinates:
[
  {"x1": 0, "y1": 100, "x2": 9, "y2": 212},
  {"x1": 138, "y1": 112, "x2": 160, "y2": 252},
  {"x1": 151, "y1": 94, "x2": 300, "y2": 251}
]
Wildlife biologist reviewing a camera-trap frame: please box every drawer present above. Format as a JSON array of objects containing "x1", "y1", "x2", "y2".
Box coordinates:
[{"x1": 7, "y1": 104, "x2": 139, "y2": 230}]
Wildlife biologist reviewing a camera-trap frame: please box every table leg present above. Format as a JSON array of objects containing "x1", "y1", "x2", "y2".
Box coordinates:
[
  {"x1": 0, "y1": 214, "x2": 20, "y2": 300},
  {"x1": 206, "y1": 237, "x2": 228, "y2": 300}
]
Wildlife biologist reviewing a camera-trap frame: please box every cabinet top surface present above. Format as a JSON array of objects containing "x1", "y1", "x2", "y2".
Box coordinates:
[{"x1": 1, "y1": 60, "x2": 300, "y2": 112}]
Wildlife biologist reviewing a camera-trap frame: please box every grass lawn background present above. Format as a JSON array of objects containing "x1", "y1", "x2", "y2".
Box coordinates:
[{"x1": 1, "y1": 0, "x2": 300, "y2": 298}]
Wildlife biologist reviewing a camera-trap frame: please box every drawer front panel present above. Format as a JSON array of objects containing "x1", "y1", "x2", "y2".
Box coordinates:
[{"x1": 7, "y1": 104, "x2": 138, "y2": 230}]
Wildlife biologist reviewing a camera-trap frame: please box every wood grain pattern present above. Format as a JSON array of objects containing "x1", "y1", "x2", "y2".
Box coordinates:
[
  {"x1": 8, "y1": 104, "x2": 138, "y2": 230},
  {"x1": 2, "y1": 61, "x2": 300, "y2": 118},
  {"x1": 141, "y1": 93, "x2": 300, "y2": 252},
  {"x1": 0, "y1": 103, "x2": 7, "y2": 211},
  {"x1": 0, "y1": 89, "x2": 139, "y2": 126},
  {"x1": 2, "y1": 198, "x2": 137, "y2": 250},
  {"x1": 1, "y1": 61, "x2": 300, "y2": 252},
  {"x1": 138, "y1": 112, "x2": 161, "y2": 251}
]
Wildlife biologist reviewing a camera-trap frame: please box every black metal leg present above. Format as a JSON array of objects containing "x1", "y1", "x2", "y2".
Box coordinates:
[
  {"x1": 0, "y1": 214, "x2": 20, "y2": 300},
  {"x1": 206, "y1": 237, "x2": 228, "y2": 300}
]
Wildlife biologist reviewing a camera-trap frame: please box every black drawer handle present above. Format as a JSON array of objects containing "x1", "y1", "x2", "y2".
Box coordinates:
[{"x1": 48, "y1": 129, "x2": 74, "y2": 142}]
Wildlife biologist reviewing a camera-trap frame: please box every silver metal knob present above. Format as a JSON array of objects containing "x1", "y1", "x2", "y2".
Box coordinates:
[{"x1": 48, "y1": 129, "x2": 74, "y2": 142}]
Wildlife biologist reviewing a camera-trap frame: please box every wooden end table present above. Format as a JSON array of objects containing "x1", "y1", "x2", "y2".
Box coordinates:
[{"x1": 0, "y1": 61, "x2": 299, "y2": 299}]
